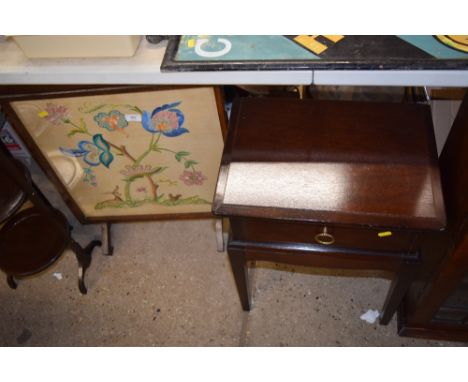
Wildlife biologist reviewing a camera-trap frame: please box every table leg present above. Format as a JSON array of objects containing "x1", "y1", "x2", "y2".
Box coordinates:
[
  {"x1": 380, "y1": 260, "x2": 418, "y2": 325},
  {"x1": 70, "y1": 239, "x2": 101, "y2": 294},
  {"x1": 227, "y1": 246, "x2": 251, "y2": 311},
  {"x1": 215, "y1": 219, "x2": 224, "y2": 252},
  {"x1": 101, "y1": 222, "x2": 114, "y2": 256},
  {"x1": 7, "y1": 275, "x2": 17, "y2": 289}
]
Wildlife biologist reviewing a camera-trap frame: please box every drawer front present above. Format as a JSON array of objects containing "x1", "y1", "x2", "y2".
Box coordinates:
[{"x1": 230, "y1": 218, "x2": 416, "y2": 253}]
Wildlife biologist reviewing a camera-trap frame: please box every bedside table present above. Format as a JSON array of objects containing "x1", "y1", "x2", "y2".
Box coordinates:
[{"x1": 213, "y1": 97, "x2": 446, "y2": 325}]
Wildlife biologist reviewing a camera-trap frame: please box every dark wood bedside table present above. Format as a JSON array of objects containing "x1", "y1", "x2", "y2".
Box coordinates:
[{"x1": 212, "y1": 97, "x2": 446, "y2": 325}]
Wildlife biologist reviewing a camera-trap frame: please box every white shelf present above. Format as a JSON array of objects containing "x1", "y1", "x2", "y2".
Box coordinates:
[
  {"x1": 0, "y1": 38, "x2": 467, "y2": 86},
  {"x1": 0, "y1": 39, "x2": 312, "y2": 85},
  {"x1": 313, "y1": 70, "x2": 468, "y2": 87}
]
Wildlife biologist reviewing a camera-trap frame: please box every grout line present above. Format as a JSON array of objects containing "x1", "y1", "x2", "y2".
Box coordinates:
[{"x1": 238, "y1": 261, "x2": 257, "y2": 347}]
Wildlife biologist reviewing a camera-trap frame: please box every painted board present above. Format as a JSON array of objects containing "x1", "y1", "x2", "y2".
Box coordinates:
[{"x1": 162, "y1": 35, "x2": 468, "y2": 71}]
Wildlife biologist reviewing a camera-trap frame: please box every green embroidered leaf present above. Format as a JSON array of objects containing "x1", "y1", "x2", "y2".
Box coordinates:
[
  {"x1": 67, "y1": 129, "x2": 82, "y2": 137},
  {"x1": 79, "y1": 103, "x2": 108, "y2": 114},
  {"x1": 66, "y1": 118, "x2": 88, "y2": 137},
  {"x1": 184, "y1": 160, "x2": 198, "y2": 169},
  {"x1": 148, "y1": 166, "x2": 166, "y2": 176},
  {"x1": 129, "y1": 106, "x2": 143, "y2": 115},
  {"x1": 79, "y1": 118, "x2": 86, "y2": 130},
  {"x1": 93, "y1": 134, "x2": 110, "y2": 151},
  {"x1": 99, "y1": 151, "x2": 114, "y2": 168},
  {"x1": 94, "y1": 194, "x2": 210, "y2": 210},
  {"x1": 160, "y1": 195, "x2": 211, "y2": 206},
  {"x1": 175, "y1": 151, "x2": 190, "y2": 162},
  {"x1": 95, "y1": 199, "x2": 125, "y2": 209},
  {"x1": 123, "y1": 167, "x2": 166, "y2": 182}
]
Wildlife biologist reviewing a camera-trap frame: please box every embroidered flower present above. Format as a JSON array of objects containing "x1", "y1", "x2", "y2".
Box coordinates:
[
  {"x1": 94, "y1": 110, "x2": 128, "y2": 132},
  {"x1": 179, "y1": 170, "x2": 207, "y2": 186},
  {"x1": 41, "y1": 103, "x2": 69, "y2": 125},
  {"x1": 60, "y1": 134, "x2": 113, "y2": 168},
  {"x1": 142, "y1": 102, "x2": 189, "y2": 137},
  {"x1": 82, "y1": 167, "x2": 97, "y2": 186}
]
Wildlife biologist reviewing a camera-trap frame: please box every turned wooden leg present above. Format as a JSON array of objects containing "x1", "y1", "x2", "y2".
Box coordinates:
[
  {"x1": 380, "y1": 260, "x2": 418, "y2": 325},
  {"x1": 69, "y1": 239, "x2": 101, "y2": 294},
  {"x1": 7, "y1": 275, "x2": 17, "y2": 289},
  {"x1": 227, "y1": 246, "x2": 251, "y2": 311},
  {"x1": 101, "y1": 223, "x2": 113, "y2": 256}
]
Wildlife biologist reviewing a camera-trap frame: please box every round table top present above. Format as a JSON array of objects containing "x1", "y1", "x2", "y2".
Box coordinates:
[{"x1": 0, "y1": 207, "x2": 70, "y2": 276}]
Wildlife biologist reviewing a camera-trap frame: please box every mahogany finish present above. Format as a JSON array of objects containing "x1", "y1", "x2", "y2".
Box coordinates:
[
  {"x1": 230, "y1": 218, "x2": 417, "y2": 254},
  {"x1": 0, "y1": 207, "x2": 70, "y2": 276},
  {"x1": 214, "y1": 97, "x2": 446, "y2": 325},
  {"x1": 0, "y1": 159, "x2": 30, "y2": 223},
  {"x1": 216, "y1": 98, "x2": 445, "y2": 230}
]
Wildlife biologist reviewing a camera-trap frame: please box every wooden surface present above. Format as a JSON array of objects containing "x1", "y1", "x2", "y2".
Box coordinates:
[
  {"x1": 229, "y1": 217, "x2": 417, "y2": 255},
  {"x1": 0, "y1": 144, "x2": 70, "y2": 277},
  {"x1": 0, "y1": 207, "x2": 69, "y2": 276},
  {"x1": 0, "y1": 158, "x2": 29, "y2": 224},
  {"x1": 398, "y1": 93, "x2": 468, "y2": 340},
  {"x1": 439, "y1": 94, "x2": 468, "y2": 234},
  {"x1": 214, "y1": 98, "x2": 445, "y2": 230}
]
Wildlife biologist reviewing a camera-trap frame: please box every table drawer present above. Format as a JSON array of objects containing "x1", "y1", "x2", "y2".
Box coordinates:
[{"x1": 230, "y1": 218, "x2": 416, "y2": 253}]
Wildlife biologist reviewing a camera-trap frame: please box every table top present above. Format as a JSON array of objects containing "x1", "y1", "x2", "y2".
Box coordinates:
[
  {"x1": 213, "y1": 98, "x2": 446, "y2": 230},
  {"x1": 0, "y1": 36, "x2": 467, "y2": 87}
]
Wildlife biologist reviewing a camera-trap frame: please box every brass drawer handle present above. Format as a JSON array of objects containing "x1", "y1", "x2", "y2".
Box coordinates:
[{"x1": 314, "y1": 226, "x2": 335, "y2": 245}]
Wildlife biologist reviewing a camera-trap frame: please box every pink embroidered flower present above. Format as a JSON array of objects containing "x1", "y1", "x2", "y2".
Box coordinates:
[
  {"x1": 44, "y1": 103, "x2": 69, "y2": 125},
  {"x1": 153, "y1": 110, "x2": 180, "y2": 133},
  {"x1": 142, "y1": 102, "x2": 189, "y2": 137},
  {"x1": 179, "y1": 170, "x2": 207, "y2": 186}
]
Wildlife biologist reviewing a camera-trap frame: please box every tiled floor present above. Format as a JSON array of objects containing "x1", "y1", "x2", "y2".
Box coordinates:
[{"x1": 0, "y1": 162, "x2": 465, "y2": 347}]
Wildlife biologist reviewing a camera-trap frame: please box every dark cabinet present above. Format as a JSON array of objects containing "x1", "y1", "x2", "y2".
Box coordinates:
[{"x1": 398, "y1": 93, "x2": 468, "y2": 341}]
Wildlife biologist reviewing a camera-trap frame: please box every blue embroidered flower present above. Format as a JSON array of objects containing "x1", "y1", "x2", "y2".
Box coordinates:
[
  {"x1": 82, "y1": 167, "x2": 97, "y2": 186},
  {"x1": 142, "y1": 101, "x2": 189, "y2": 137},
  {"x1": 60, "y1": 134, "x2": 114, "y2": 168},
  {"x1": 94, "y1": 110, "x2": 128, "y2": 132}
]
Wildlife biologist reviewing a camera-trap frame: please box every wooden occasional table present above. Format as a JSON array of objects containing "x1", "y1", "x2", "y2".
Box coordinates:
[
  {"x1": 213, "y1": 97, "x2": 446, "y2": 325},
  {"x1": 0, "y1": 144, "x2": 101, "y2": 293}
]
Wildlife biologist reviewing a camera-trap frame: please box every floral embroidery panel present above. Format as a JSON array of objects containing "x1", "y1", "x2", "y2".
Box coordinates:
[{"x1": 11, "y1": 88, "x2": 224, "y2": 219}]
